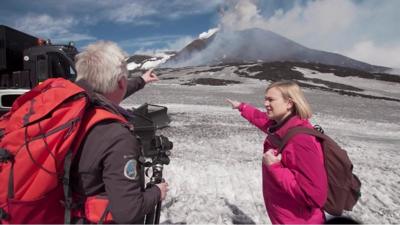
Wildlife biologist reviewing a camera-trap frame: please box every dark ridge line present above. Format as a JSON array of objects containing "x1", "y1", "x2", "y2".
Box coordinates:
[{"x1": 181, "y1": 78, "x2": 241, "y2": 86}]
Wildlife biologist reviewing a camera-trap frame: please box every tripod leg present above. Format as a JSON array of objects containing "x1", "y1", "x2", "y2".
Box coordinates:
[
  {"x1": 154, "y1": 201, "x2": 162, "y2": 224},
  {"x1": 145, "y1": 164, "x2": 164, "y2": 224},
  {"x1": 145, "y1": 201, "x2": 161, "y2": 224},
  {"x1": 145, "y1": 206, "x2": 155, "y2": 224}
]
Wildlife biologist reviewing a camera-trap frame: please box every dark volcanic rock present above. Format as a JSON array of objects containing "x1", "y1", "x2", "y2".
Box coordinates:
[
  {"x1": 154, "y1": 61, "x2": 400, "y2": 102},
  {"x1": 182, "y1": 78, "x2": 241, "y2": 86},
  {"x1": 235, "y1": 61, "x2": 400, "y2": 102},
  {"x1": 241, "y1": 61, "x2": 400, "y2": 83},
  {"x1": 187, "y1": 67, "x2": 225, "y2": 74},
  {"x1": 126, "y1": 54, "x2": 153, "y2": 64}
]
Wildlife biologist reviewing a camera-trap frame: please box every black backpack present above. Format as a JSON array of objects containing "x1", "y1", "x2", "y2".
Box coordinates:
[{"x1": 279, "y1": 126, "x2": 361, "y2": 216}]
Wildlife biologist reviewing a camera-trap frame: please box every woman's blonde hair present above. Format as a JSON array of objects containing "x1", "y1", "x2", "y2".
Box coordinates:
[{"x1": 266, "y1": 81, "x2": 312, "y2": 119}]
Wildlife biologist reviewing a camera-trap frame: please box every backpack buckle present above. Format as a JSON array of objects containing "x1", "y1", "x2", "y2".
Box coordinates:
[
  {"x1": 0, "y1": 148, "x2": 14, "y2": 163},
  {"x1": 0, "y1": 128, "x2": 5, "y2": 139},
  {"x1": 313, "y1": 124, "x2": 325, "y2": 134},
  {"x1": 0, "y1": 207, "x2": 9, "y2": 220}
]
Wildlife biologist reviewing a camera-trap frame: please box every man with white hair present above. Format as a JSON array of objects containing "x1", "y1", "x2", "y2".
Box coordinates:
[{"x1": 70, "y1": 41, "x2": 168, "y2": 224}]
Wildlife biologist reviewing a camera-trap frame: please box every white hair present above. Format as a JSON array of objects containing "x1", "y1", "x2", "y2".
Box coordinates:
[{"x1": 75, "y1": 41, "x2": 128, "y2": 94}]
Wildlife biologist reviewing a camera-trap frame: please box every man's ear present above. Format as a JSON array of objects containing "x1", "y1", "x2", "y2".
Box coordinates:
[{"x1": 118, "y1": 76, "x2": 126, "y2": 89}]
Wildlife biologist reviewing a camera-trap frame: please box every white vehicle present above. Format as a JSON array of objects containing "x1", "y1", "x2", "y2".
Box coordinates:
[{"x1": 0, "y1": 89, "x2": 29, "y2": 114}]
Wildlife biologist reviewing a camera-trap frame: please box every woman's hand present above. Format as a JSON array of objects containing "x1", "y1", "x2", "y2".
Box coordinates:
[
  {"x1": 226, "y1": 98, "x2": 241, "y2": 109},
  {"x1": 262, "y1": 149, "x2": 282, "y2": 166},
  {"x1": 141, "y1": 68, "x2": 159, "y2": 83}
]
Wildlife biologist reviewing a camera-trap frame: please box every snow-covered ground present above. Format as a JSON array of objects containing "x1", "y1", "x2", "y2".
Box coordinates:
[{"x1": 122, "y1": 66, "x2": 400, "y2": 224}]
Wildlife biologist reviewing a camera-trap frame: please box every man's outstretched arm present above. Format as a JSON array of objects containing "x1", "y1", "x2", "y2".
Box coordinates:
[{"x1": 124, "y1": 69, "x2": 159, "y2": 99}]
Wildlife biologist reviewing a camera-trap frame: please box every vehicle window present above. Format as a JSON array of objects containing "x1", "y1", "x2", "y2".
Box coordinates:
[{"x1": 48, "y1": 52, "x2": 76, "y2": 80}]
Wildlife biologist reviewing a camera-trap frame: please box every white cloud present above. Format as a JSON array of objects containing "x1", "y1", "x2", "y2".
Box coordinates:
[
  {"x1": 121, "y1": 35, "x2": 185, "y2": 48},
  {"x1": 3, "y1": 0, "x2": 223, "y2": 26},
  {"x1": 219, "y1": 0, "x2": 357, "y2": 47},
  {"x1": 218, "y1": 0, "x2": 400, "y2": 68},
  {"x1": 106, "y1": 2, "x2": 158, "y2": 23},
  {"x1": 266, "y1": 0, "x2": 357, "y2": 46},
  {"x1": 345, "y1": 41, "x2": 400, "y2": 68},
  {"x1": 70, "y1": 0, "x2": 222, "y2": 24},
  {"x1": 159, "y1": 0, "x2": 223, "y2": 19},
  {"x1": 220, "y1": 0, "x2": 265, "y2": 31},
  {"x1": 14, "y1": 14, "x2": 95, "y2": 42},
  {"x1": 120, "y1": 35, "x2": 194, "y2": 55}
]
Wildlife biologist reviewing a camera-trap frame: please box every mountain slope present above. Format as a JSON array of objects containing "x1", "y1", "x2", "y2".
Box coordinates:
[{"x1": 165, "y1": 28, "x2": 388, "y2": 72}]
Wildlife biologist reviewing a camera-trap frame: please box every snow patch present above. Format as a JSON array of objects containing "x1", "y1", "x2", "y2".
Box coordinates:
[
  {"x1": 127, "y1": 61, "x2": 140, "y2": 71},
  {"x1": 127, "y1": 52, "x2": 174, "y2": 71},
  {"x1": 199, "y1": 28, "x2": 219, "y2": 40},
  {"x1": 293, "y1": 67, "x2": 400, "y2": 98}
]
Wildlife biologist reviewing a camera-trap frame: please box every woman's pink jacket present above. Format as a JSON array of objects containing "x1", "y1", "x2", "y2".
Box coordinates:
[{"x1": 239, "y1": 103, "x2": 328, "y2": 224}]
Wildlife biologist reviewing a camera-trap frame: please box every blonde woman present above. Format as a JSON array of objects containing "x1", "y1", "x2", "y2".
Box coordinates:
[{"x1": 227, "y1": 81, "x2": 327, "y2": 224}]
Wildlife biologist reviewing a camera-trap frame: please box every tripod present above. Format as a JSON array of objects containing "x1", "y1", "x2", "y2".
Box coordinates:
[{"x1": 141, "y1": 163, "x2": 164, "y2": 224}]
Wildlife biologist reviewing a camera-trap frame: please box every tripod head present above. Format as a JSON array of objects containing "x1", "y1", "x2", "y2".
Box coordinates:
[{"x1": 127, "y1": 103, "x2": 173, "y2": 166}]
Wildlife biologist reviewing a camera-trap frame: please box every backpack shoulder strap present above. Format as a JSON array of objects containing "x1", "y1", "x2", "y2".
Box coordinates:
[
  {"x1": 84, "y1": 107, "x2": 127, "y2": 129},
  {"x1": 279, "y1": 126, "x2": 332, "y2": 152},
  {"x1": 71, "y1": 107, "x2": 128, "y2": 156}
]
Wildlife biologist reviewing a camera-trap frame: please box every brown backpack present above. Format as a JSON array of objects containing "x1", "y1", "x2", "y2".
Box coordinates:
[{"x1": 279, "y1": 126, "x2": 361, "y2": 216}]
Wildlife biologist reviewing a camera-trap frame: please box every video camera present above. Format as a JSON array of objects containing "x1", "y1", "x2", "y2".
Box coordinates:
[
  {"x1": 127, "y1": 103, "x2": 173, "y2": 166},
  {"x1": 127, "y1": 103, "x2": 173, "y2": 224}
]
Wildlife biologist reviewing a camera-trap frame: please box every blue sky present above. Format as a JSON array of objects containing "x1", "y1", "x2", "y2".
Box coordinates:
[{"x1": 1, "y1": 0, "x2": 400, "y2": 68}]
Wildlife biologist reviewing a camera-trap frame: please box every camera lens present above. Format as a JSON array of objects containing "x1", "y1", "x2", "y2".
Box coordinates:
[{"x1": 158, "y1": 135, "x2": 173, "y2": 151}]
